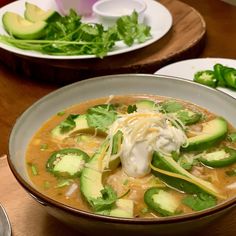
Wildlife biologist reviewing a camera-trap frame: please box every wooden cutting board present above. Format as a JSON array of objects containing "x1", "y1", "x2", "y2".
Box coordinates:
[{"x1": 0, "y1": 0, "x2": 206, "y2": 84}]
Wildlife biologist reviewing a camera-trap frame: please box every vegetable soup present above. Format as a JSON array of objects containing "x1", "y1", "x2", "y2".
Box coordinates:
[{"x1": 26, "y1": 95, "x2": 236, "y2": 218}]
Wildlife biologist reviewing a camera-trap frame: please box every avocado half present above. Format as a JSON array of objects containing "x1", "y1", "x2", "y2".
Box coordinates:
[
  {"x1": 24, "y1": 2, "x2": 60, "y2": 22},
  {"x1": 2, "y1": 11, "x2": 47, "y2": 39}
]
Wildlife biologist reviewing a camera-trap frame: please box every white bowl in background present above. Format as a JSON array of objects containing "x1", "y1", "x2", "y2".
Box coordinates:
[
  {"x1": 92, "y1": 0, "x2": 147, "y2": 27},
  {"x1": 55, "y1": 0, "x2": 98, "y2": 16}
]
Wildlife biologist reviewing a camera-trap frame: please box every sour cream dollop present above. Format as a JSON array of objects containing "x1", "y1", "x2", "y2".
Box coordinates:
[{"x1": 108, "y1": 111, "x2": 187, "y2": 178}]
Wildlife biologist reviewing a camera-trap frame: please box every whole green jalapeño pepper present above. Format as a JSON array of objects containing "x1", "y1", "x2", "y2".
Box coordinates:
[
  {"x1": 194, "y1": 70, "x2": 218, "y2": 88},
  {"x1": 199, "y1": 147, "x2": 236, "y2": 168}
]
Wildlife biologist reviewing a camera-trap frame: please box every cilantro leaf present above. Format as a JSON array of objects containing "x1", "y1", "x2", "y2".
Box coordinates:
[
  {"x1": 178, "y1": 157, "x2": 193, "y2": 170},
  {"x1": 116, "y1": 11, "x2": 151, "y2": 46},
  {"x1": 127, "y1": 104, "x2": 137, "y2": 114},
  {"x1": 175, "y1": 110, "x2": 202, "y2": 125},
  {"x1": 182, "y1": 193, "x2": 217, "y2": 211},
  {"x1": 87, "y1": 104, "x2": 117, "y2": 131},
  {"x1": 160, "y1": 100, "x2": 184, "y2": 113},
  {"x1": 225, "y1": 169, "x2": 236, "y2": 176},
  {"x1": 45, "y1": 10, "x2": 82, "y2": 40},
  {"x1": 90, "y1": 186, "x2": 117, "y2": 212},
  {"x1": 59, "y1": 114, "x2": 79, "y2": 133},
  {"x1": 227, "y1": 132, "x2": 236, "y2": 142}
]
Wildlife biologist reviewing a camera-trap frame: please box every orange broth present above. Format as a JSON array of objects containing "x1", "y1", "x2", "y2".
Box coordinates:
[{"x1": 26, "y1": 95, "x2": 236, "y2": 217}]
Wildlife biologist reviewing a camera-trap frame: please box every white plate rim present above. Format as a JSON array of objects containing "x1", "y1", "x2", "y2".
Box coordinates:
[
  {"x1": 0, "y1": 0, "x2": 172, "y2": 60},
  {"x1": 155, "y1": 57, "x2": 236, "y2": 99}
]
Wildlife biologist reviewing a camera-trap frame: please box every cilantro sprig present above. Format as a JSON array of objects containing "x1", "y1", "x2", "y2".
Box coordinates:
[
  {"x1": 86, "y1": 104, "x2": 117, "y2": 131},
  {"x1": 90, "y1": 186, "x2": 117, "y2": 212}
]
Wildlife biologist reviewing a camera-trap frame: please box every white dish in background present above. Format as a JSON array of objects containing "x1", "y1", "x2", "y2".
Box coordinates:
[
  {"x1": 93, "y1": 0, "x2": 147, "y2": 27},
  {"x1": 0, "y1": 0, "x2": 172, "y2": 60},
  {"x1": 155, "y1": 58, "x2": 236, "y2": 99}
]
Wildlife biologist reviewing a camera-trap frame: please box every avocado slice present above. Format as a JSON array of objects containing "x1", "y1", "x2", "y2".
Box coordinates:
[
  {"x1": 135, "y1": 99, "x2": 157, "y2": 112},
  {"x1": 51, "y1": 114, "x2": 102, "y2": 140},
  {"x1": 24, "y1": 2, "x2": 60, "y2": 22},
  {"x1": 109, "y1": 199, "x2": 134, "y2": 218},
  {"x1": 151, "y1": 151, "x2": 225, "y2": 199},
  {"x1": 184, "y1": 117, "x2": 228, "y2": 151},
  {"x1": 80, "y1": 141, "x2": 108, "y2": 202},
  {"x1": 2, "y1": 11, "x2": 47, "y2": 39},
  {"x1": 80, "y1": 140, "x2": 133, "y2": 217}
]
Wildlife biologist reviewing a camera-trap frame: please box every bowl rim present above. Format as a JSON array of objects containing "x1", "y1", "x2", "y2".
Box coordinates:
[
  {"x1": 92, "y1": 0, "x2": 147, "y2": 18},
  {"x1": 8, "y1": 73, "x2": 236, "y2": 224}
]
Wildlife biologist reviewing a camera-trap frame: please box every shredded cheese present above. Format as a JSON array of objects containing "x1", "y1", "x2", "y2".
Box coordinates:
[{"x1": 105, "y1": 110, "x2": 188, "y2": 177}]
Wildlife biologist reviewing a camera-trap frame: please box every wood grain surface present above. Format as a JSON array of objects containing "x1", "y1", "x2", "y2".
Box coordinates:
[
  {"x1": 0, "y1": 0, "x2": 206, "y2": 84},
  {"x1": 0, "y1": 0, "x2": 236, "y2": 235}
]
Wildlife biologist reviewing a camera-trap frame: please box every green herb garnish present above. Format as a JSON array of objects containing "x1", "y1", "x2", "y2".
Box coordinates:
[
  {"x1": 227, "y1": 132, "x2": 236, "y2": 142},
  {"x1": 182, "y1": 193, "x2": 217, "y2": 211},
  {"x1": 59, "y1": 114, "x2": 79, "y2": 133},
  {"x1": 225, "y1": 169, "x2": 236, "y2": 177},
  {"x1": 127, "y1": 104, "x2": 137, "y2": 114},
  {"x1": 28, "y1": 163, "x2": 38, "y2": 176},
  {"x1": 40, "y1": 143, "x2": 48, "y2": 151},
  {"x1": 87, "y1": 104, "x2": 117, "y2": 131},
  {"x1": 160, "y1": 100, "x2": 184, "y2": 113},
  {"x1": 90, "y1": 186, "x2": 117, "y2": 212},
  {"x1": 57, "y1": 111, "x2": 66, "y2": 116},
  {"x1": 56, "y1": 179, "x2": 72, "y2": 188}
]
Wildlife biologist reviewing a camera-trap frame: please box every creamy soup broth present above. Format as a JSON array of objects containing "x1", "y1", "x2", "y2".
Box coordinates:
[{"x1": 26, "y1": 95, "x2": 236, "y2": 218}]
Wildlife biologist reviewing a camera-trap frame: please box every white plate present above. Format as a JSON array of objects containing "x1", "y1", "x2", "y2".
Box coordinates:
[
  {"x1": 155, "y1": 58, "x2": 236, "y2": 99},
  {"x1": 0, "y1": 0, "x2": 172, "y2": 59}
]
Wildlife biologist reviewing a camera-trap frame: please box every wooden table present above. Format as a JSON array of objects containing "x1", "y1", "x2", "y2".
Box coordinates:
[{"x1": 0, "y1": 1, "x2": 236, "y2": 235}]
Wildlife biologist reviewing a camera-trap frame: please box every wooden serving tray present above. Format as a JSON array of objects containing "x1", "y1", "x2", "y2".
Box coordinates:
[{"x1": 0, "y1": 0, "x2": 206, "y2": 84}]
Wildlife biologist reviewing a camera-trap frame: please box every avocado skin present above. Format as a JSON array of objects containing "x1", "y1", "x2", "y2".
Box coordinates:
[{"x1": 2, "y1": 11, "x2": 47, "y2": 39}]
